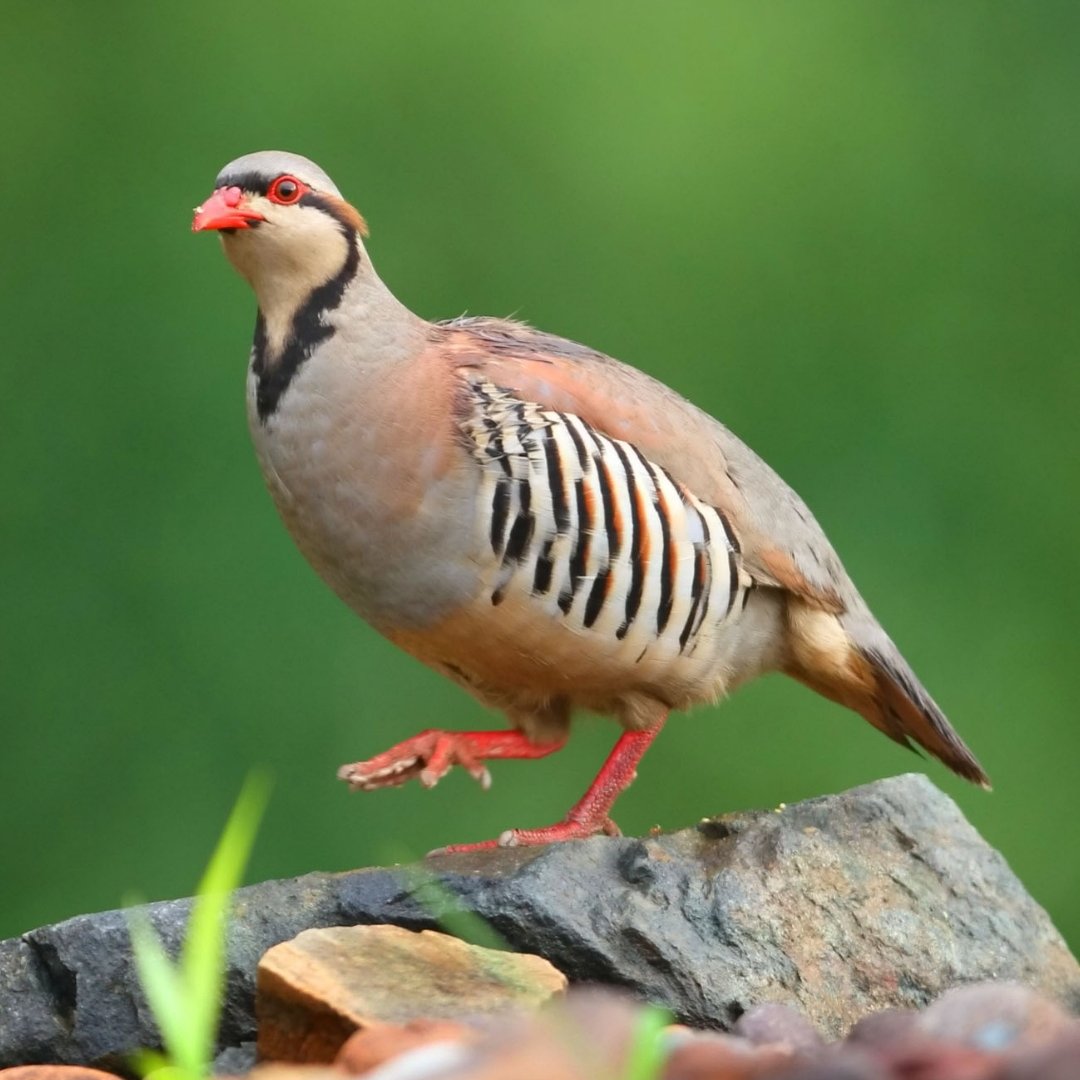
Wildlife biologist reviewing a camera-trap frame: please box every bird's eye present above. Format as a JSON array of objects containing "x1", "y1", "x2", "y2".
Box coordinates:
[{"x1": 268, "y1": 176, "x2": 303, "y2": 204}]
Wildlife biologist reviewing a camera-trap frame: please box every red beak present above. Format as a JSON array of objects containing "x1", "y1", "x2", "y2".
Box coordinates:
[{"x1": 192, "y1": 187, "x2": 265, "y2": 232}]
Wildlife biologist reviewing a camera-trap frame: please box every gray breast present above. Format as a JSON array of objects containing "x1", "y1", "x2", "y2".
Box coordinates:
[{"x1": 246, "y1": 361, "x2": 484, "y2": 631}]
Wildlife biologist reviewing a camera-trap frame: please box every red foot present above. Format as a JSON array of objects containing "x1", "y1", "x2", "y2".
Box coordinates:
[
  {"x1": 432, "y1": 814, "x2": 622, "y2": 854},
  {"x1": 428, "y1": 722, "x2": 667, "y2": 854},
  {"x1": 337, "y1": 728, "x2": 565, "y2": 793}
]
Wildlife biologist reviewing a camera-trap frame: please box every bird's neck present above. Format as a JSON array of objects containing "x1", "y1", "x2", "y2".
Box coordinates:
[{"x1": 249, "y1": 239, "x2": 426, "y2": 422}]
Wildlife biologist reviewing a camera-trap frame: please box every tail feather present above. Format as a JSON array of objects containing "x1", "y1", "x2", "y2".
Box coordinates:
[
  {"x1": 784, "y1": 600, "x2": 990, "y2": 788},
  {"x1": 860, "y1": 645, "x2": 990, "y2": 788}
]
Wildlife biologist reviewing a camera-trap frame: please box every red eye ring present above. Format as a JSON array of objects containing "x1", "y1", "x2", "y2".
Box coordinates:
[{"x1": 268, "y1": 175, "x2": 306, "y2": 205}]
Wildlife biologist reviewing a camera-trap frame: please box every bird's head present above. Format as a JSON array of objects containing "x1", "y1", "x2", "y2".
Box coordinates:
[{"x1": 192, "y1": 150, "x2": 367, "y2": 317}]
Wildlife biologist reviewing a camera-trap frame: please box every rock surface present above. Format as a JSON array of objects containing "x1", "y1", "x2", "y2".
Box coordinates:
[
  {"x1": 334, "y1": 1018, "x2": 479, "y2": 1076},
  {"x1": 327, "y1": 985, "x2": 1080, "y2": 1080},
  {"x1": 256, "y1": 925, "x2": 565, "y2": 1063},
  {"x1": 202, "y1": 985, "x2": 1080, "y2": 1080},
  {"x1": 0, "y1": 774, "x2": 1077, "y2": 1067},
  {"x1": 0, "y1": 1070, "x2": 123, "y2": 1080}
]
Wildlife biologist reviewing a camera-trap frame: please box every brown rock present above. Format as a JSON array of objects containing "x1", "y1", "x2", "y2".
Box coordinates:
[
  {"x1": 875, "y1": 1042, "x2": 1003, "y2": 1080},
  {"x1": 733, "y1": 1003, "x2": 823, "y2": 1055},
  {"x1": 762, "y1": 1056, "x2": 889, "y2": 1080},
  {"x1": 998, "y1": 1026, "x2": 1080, "y2": 1079},
  {"x1": 664, "y1": 1032, "x2": 792, "y2": 1079},
  {"x1": 544, "y1": 987, "x2": 647, "y2": 1069},
  {"x1": 844, "y1": 1007, "x2": 919, "y2": 1047},
  {"x1": 256, "y1": 925, "x2": 566, "y2": 1064},
  {"x1": 334, "y1": 1018, "x2": 477, "y2": 1075},
  {"x1": 339, "y1": 989, "x2": 652, "y2": 1080},
  {"x1": 417, "y1": 993, "x2": 639, "y2": 1080},
  {"x1": 0, "y1": 1070, "x2": 121, "y2": 1080},
  {"x1": 428, "y1": 1029, "x2": 582, "y2": 1080},
  {"x1": 244, "y1": 1068, "x2": 352, "y2": 1080},
  {"x1": 914, "y1": 982, "x2": 1073, "y2": 1052}
]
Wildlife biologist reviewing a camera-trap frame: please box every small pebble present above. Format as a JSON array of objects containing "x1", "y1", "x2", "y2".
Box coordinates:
[
  {"x1": 916, "y1": 982, "x2": 1072, "y2": 1052},
  {"x1": 0, "y1": 1070, "x2": 122, "y2": 1080},
  {"x1": 762, "y1": 1047, "x2": 890, "y2": 1080},
  {"x1": 362, "y1": 1042, "x2": 475, "y2": 1080},
  {"x1": 336, "y1": 1019, "x2": 477, "y2": 1075},
  {"x1": 733, "y1": 1002, "x2": 823, "y2": 1054},
  {"x1": 664, "y1": 1030, "x2": 790, "y2": 1080},
  {"x1": 998, "y1": 1026, "x2": 1080, "y2": 1079},
  {"x1": 845, "y1": 1007, "x2": 919, "y2": 1047}
]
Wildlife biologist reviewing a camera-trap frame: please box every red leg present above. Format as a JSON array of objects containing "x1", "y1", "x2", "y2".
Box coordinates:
[
  {"x1": 337, "y1": 728, "x2": 566, "y2": 792},
  {"x1": 433, "y1": 717, "x2": 667, "y2": 854}
]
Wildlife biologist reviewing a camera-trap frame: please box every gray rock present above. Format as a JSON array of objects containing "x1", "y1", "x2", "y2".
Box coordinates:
[
  {"x1": 212, "y1": 1041, "x2": 257, "y2": 1075},
  {"x1": 0, "y1": 774, "x2": 1076, "y2": 1067}
]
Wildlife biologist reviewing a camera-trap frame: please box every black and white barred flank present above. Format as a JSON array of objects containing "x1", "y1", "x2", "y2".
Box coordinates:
[{"x1": 461, "y1": 379, "x2": 750, "y2": 664}]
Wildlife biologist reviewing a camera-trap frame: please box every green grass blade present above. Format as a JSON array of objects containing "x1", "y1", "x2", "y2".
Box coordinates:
[
  {"x1": 179, "y1": 770, "x2": 271, "y2": 1072},
  {"x1": 127, "y1": 771, "x2": 270, "y2": 1079},
  {"x1": 391, "y1": 857, "x2": 510, "y2": 953},
  {"x1": 127, "y1": 907, "x2": 194, "y2": 1075},
  {"x1": 622, "y1": 1004, "x2": 672, "y2": 1080}
]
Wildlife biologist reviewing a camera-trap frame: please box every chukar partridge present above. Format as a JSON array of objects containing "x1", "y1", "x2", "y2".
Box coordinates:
[{"x1": 193, "y1": 150, "x2": 987, "y2": 852}]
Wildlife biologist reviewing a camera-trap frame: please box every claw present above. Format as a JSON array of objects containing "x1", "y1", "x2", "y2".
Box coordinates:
[
  {"x1": 338, "y1": 755, "x2": 425, "y2": 792},
  {"x1": 338, "y1": 728, "x2": 564, "y2": 797},
  {"x1": 427, "y1": 838, "x2": 500, "y2": 856},
  {"x1": 429, "y1": 813, "x2": 620, "y2": 855},
  {"x1": 427, "y1": 839, "x2": 499, "y2": 856},
  {"x1": 419, "y1": 767, "x2": 442, "y2": 789}
]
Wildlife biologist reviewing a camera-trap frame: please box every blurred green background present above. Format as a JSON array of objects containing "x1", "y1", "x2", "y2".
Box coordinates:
[{"x1": 3, "y1": 2, "x2": 1078, "y2": 948}]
